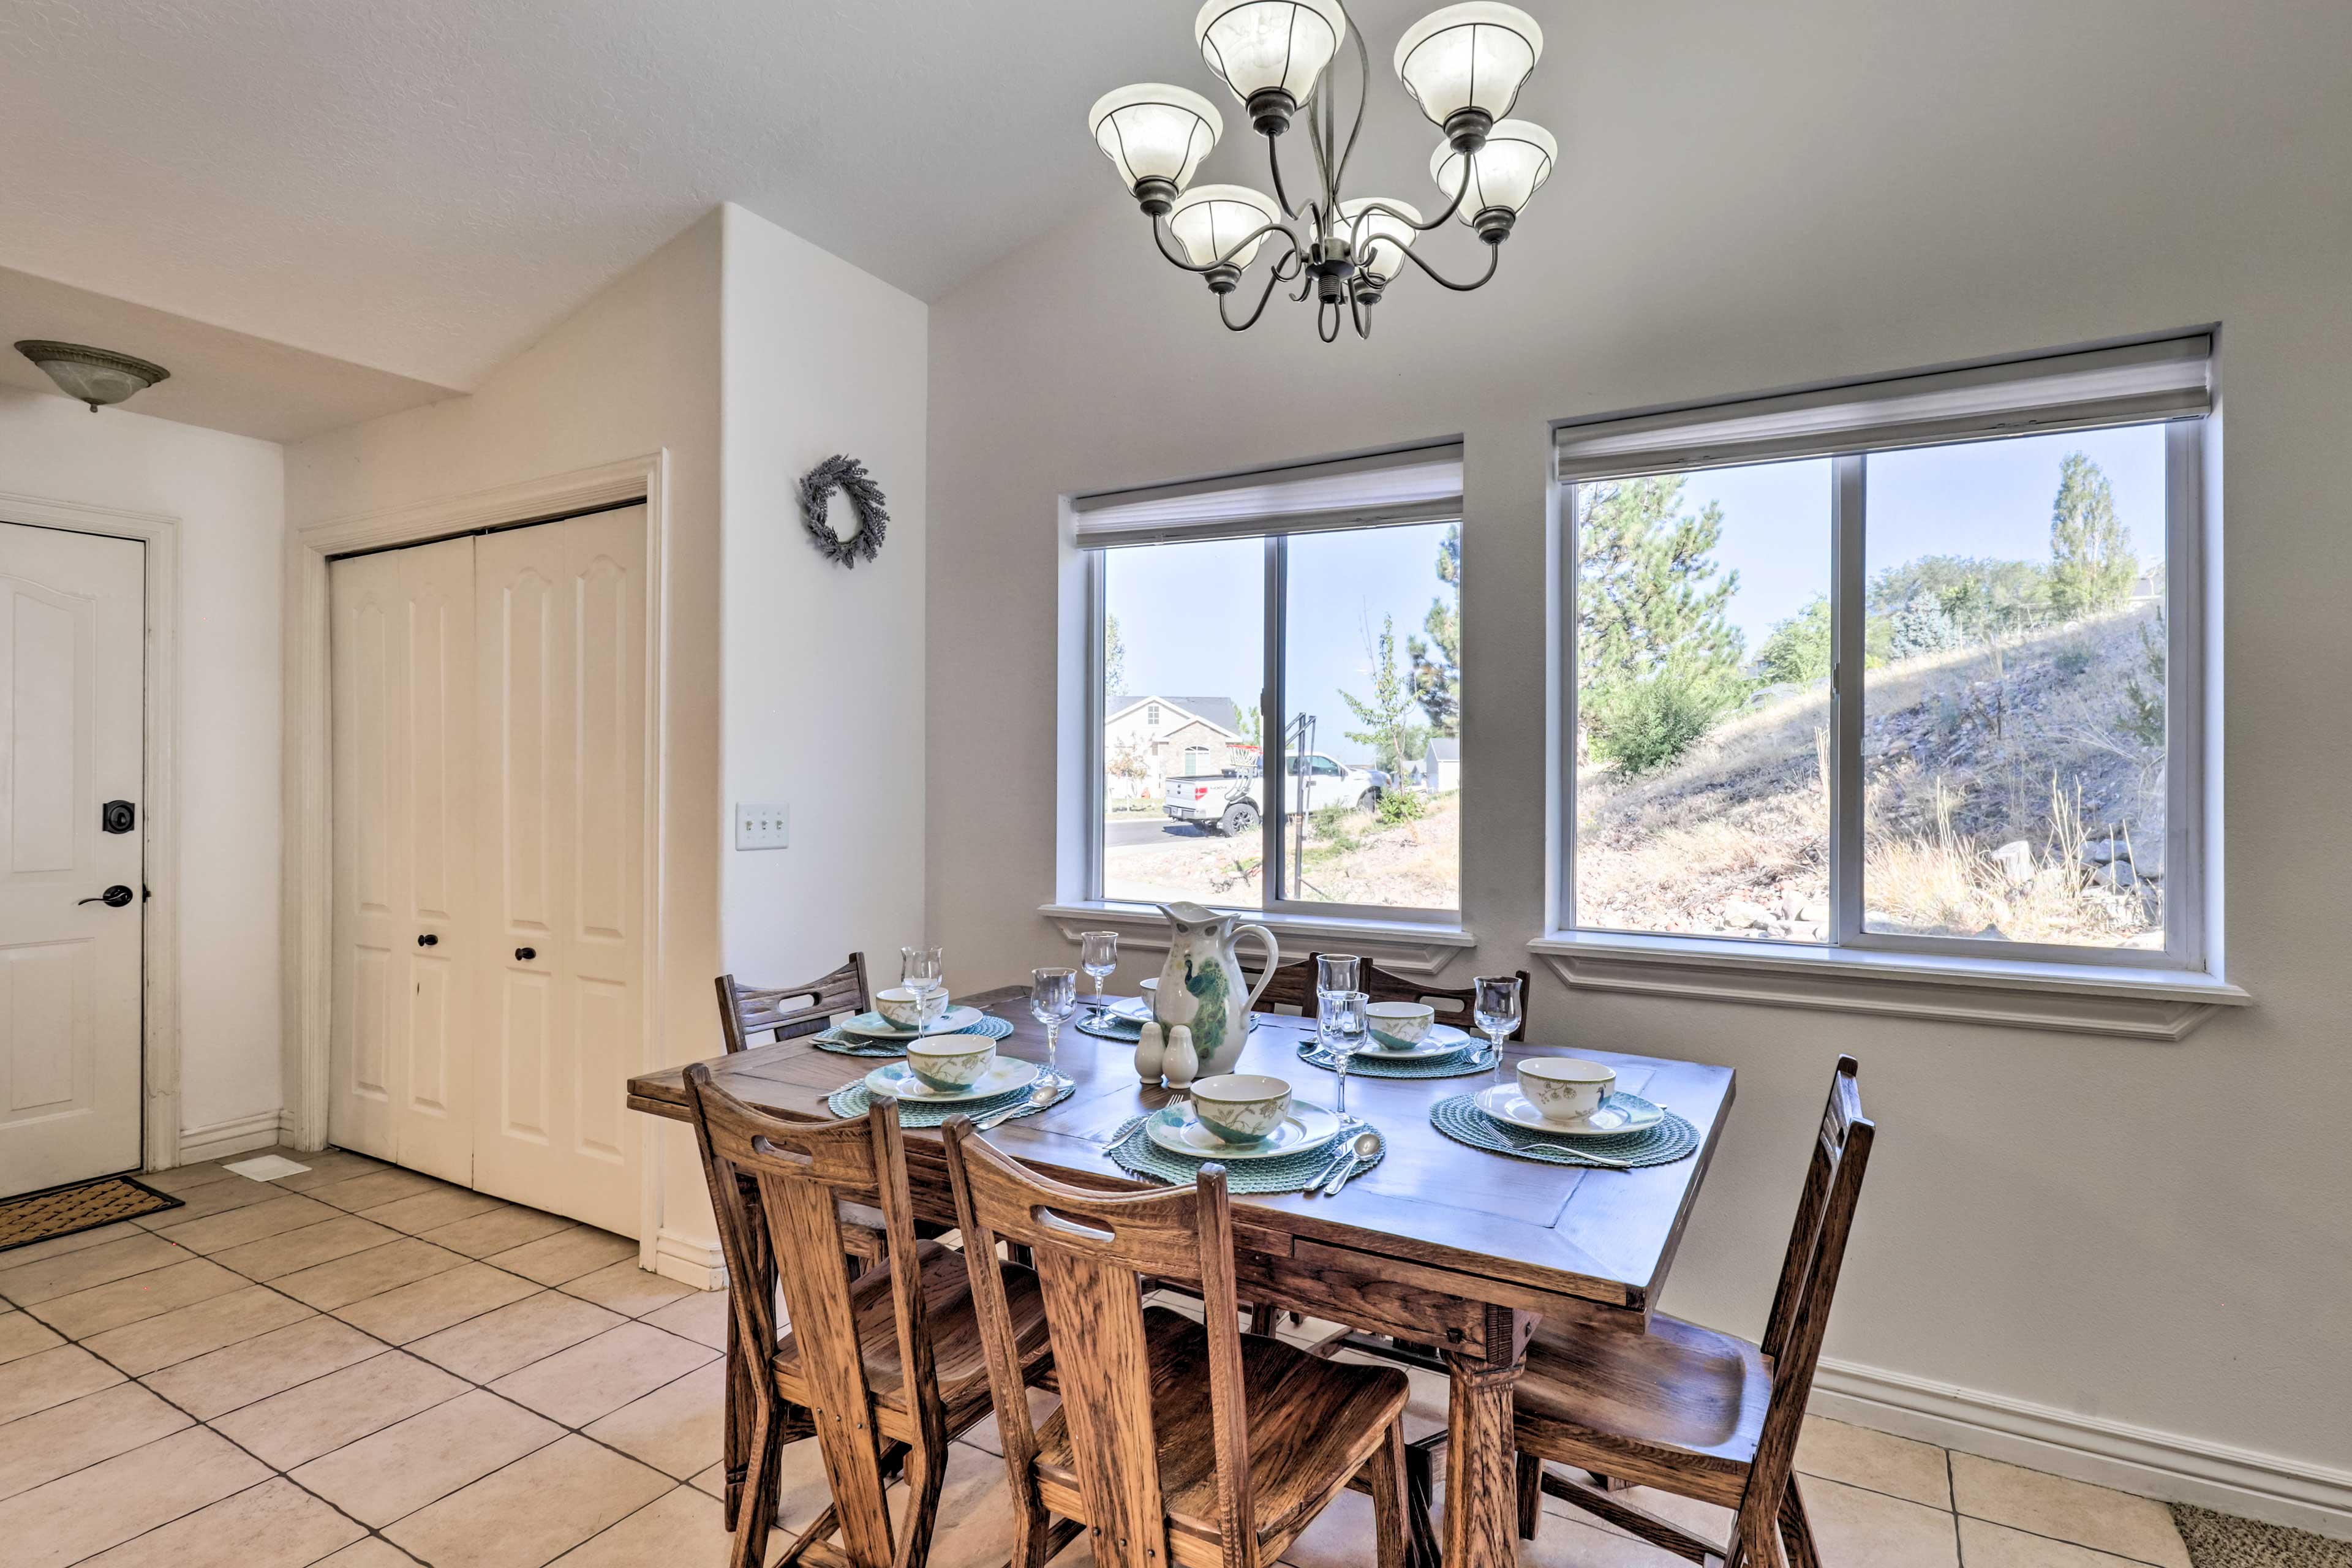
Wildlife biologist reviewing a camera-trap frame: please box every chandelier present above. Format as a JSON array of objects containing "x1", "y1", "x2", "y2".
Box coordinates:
[{"x1": 1088, "y1": 2, "x2": 1552, "y2": 342}]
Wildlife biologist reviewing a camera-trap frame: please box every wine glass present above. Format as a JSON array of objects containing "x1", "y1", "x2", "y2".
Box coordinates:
[
  {"x1": 1079, "y1": 931, "x2": 1118, "y2": 1022},
  {"x1": 1324, "y1": 990, "x2": 1369, "y2": 1118},
  {"x1": 901, "y1": 946, "x2": 946, "y2": 1031},
  {"x1": 1315, "y1": 953, "x2": 1361, "y2": 1049},
  {"x1": 1030, "y1": 967, "x2": 1078, "y2": 1090},
  {"x1": 1472, "y1": 974, "x2": 1523, "y2": 1085}
]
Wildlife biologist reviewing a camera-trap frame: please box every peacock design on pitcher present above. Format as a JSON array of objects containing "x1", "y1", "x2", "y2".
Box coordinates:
[{"x1": 1152, "y1": 902, "x2": 1278, "y2": 1077}]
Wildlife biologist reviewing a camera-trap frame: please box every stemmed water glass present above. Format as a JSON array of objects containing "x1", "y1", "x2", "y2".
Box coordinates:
[
  {"x1": 1315, "y1": 953, "x2": 1361, "y2": 1051},
  {"x1": 902, "y1": 946, "x2": 946, "y2": 1031},
  {"x1": 1079, "y1": 931, "x2": 1118, "y2": 1023},
  {"x1": 1030, "y1": 967, "x2": 1077, "y2": 1090},
  {"x1": 1323, "y1": 990, "x2": 1369, "y2": 1118},
  {"x1": 1472, "y1": 974, "x2": 1523, "y2": 1085}
]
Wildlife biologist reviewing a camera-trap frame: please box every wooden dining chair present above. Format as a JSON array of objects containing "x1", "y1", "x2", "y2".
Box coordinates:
[
  {"x1": 1250, "y1": 956, "x2": 1320, "y2": 1016},
  {"x1": 1479, "y1": 1055, "x2": 1875, "y2": 1567},
  {"x1": 941, "y1": 1116, "x2": 1417, "y2": 1568},
  {"x1": 684, "y1": 1064, "x2": 1055, "y2": 1568},
  {"x1": 714, "y1": 953, "x2": 872, "y2": 1053},
  {"x1": 1356, "y1": 959, "x2": 1531, "y2": 1040}
]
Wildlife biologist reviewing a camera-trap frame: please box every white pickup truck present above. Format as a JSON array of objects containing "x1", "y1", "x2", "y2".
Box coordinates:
[{"x1": 1162, "y1": 753, "x2": 1385, "y2": 836}]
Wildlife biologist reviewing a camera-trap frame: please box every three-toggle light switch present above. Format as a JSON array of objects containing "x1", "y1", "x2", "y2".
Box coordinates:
[{"x1": 734, "y1": 802, "x2": 790, "y2": 850}]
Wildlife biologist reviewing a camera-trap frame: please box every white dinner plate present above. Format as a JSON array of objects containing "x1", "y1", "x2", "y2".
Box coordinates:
[
  {"x1": 1106, "y1": 995, "x2": 1152, "y2": 1022},
  {"x1": 1473, "y1": 1085, "x2": 1664, "y2": 1136},
  {"x1": 1357, "y1": 1022, "x2": 1476, "y2": 1061},
  {"x1": 838, "y1": 1003, "x2": 986, "y2": 1039},
  {"x1": 1145, "y1": 1101, "x2": 1341, "y2": 1161},
  {"x1": 863, "y1": 1057, "x2": 1039, "y2": 1103}
]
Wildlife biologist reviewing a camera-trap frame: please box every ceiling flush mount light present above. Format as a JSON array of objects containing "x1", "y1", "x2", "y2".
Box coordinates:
[
  {"x1": 15, "y1": 340, "x2": 171, "y2": 410},
  {"x1": 1091, "y1": 1, "x2": 1551, "y2": 341}
]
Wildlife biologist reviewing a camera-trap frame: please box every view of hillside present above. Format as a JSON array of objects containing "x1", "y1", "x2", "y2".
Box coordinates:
[{"x1": 1574, "y1": 428, "x2": 2169, "y2": 949}]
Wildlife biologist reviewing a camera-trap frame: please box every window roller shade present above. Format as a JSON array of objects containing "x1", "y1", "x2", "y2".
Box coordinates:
[
  {"x1": 1074, "y1": 443, "x2": 1463, "y2": 548},
  {"x1": 1554, "y1": 335, "x2": 2212, "y2": 483}
]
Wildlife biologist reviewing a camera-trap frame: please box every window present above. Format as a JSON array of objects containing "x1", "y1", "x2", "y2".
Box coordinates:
[
  {"x1": 1557, "y1": 336, "x2": 2211, "y2": 970},
  {"x1": 1084, "y1": 445, "x2": 1464, "y2": 918}
]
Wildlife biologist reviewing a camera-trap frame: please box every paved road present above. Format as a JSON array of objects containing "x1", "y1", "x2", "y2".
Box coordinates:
[{"x1": 1104, "y1": 817, "x2": 1221, "y2": 848}]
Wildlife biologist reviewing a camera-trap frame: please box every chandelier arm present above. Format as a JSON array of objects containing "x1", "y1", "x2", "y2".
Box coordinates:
[
  {"x1": 1221, "y1": 263, "x2": 1290, "y2": 332},
  {"x1": 1349, "y1": 288, "x2": 1371, "y2": 339},
  {"x1": 1318, "y1": 298, "x2": 1343, "y2": 342},
  {"x1": 1267, "y1": 132, "x2": 1306, "y2": 221},
  {"x1": 1396, "y1": 239, "x2": 1503, "y2": 292},
  {"x1": 1331, "y1": 21, "x2": 1371, "y2": 192}
]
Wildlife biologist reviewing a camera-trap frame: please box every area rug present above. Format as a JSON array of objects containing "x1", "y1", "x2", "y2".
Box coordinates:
[
  {"x1": 0, "y1": 1175, "x2": 183, "y2": 1253},
  {"x1": 2173, "y1": 1504, "x2": 2352, "y2": 1567}
]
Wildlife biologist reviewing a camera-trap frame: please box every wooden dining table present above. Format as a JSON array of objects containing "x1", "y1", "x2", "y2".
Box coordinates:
[{"x1": 627, "y1": 986, "x2": 1735, "y2": 1568}]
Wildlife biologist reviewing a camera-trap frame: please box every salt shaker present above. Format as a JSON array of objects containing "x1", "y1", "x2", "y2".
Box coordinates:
[
  {"x1": 1134, "y1": 1020, "x2": 1166, "y2": 1082},
  {"x1": 1163, "y1": 1025, "x2": 1197, "y2": 1087}
]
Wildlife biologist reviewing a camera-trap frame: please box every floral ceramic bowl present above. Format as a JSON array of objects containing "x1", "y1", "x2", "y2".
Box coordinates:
[
  {"x1": 905, "y1": 1038, "x2": 995, "y2": 1093},
  {"x1": 1365, "y1": 1001, "x2": 1435, "y2": 1050},
  {"x1": 1189, "y1": 1074, "x2": 1293, "y2": 1146}
]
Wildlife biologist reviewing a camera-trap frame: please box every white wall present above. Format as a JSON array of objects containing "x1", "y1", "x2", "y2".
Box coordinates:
[
  {"x1": 718, "y1": 205, "x2": 928, "y2": 987},
  {"x1": 0, "y1": 386, "x2": 285, "y2": 1149},
  {"x1": 286, "y1": 213, "x2": 726, "y2": 1272},
  {"x1": 927, "y1": 0, "x2": 2352, "y2": 1530}
]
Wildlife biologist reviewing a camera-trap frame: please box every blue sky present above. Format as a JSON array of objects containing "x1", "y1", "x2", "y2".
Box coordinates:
[{"x1": 1102, "y1": 423, "x2": 2168, "y2": 764}]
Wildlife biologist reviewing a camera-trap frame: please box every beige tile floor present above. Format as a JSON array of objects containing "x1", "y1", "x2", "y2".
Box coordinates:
[{"x1": 0, "y1": 1146, "x2": 2198, "y2": 1568}]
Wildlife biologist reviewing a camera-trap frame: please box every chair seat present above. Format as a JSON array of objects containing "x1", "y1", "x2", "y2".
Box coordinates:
[
  {"x1": 772, "y1": 1239, "x2": 1052, "y2": 1434},
  {"x1": 1513, "y1": 1311, "x2": 1774, "y2": 1506},
  {"x1": 1031, "y1": 1307, "x2": 1409, "y2": 1559}
]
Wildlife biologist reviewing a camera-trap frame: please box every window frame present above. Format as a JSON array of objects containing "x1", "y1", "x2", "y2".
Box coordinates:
[
  {"x1": 1084, "y1": 529, "x2": 1462, "y2": 925},
  {"x1": 1553, "y1": 396, "x2": 2211, "y2": 975}
]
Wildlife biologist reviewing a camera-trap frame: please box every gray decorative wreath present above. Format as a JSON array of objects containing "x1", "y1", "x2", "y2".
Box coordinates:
[{"x1": 799, "y1": 454, "x2": 889, "y2": 568}]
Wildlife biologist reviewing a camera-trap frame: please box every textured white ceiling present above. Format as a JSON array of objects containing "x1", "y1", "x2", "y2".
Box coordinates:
[{"x1": 0, "y1": 1, "x2": 1575, "y2": 396}]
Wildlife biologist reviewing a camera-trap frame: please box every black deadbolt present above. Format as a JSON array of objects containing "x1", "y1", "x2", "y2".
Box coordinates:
[
  {"x1": 101, "y1": 800, "x2": 135, "y2": 834},
  {"x1": 515, "y1": 946, "x2": 537, "y2": 962},
  {"x1": 78, "y1": 884, "x2": 135, "y2": 908},
  {"x1": 417, "y1": 933, "x2": 438, "y2": 947}
]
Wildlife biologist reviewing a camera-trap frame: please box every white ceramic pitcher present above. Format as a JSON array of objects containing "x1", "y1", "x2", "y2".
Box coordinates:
[{"x1": 1152, "y1": 902, "x2": 1278, "y2": 1079}]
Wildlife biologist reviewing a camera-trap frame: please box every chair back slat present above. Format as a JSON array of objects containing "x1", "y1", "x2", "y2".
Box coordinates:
[
  {"x1": 943, "y1": 1118, "x2": 1262, "y2": 1568},
  {"x1": 715, "y1": 952, "x2": 872, "y2": 1052},
  {"x1": 1251, "y1": 958, "x2": 1319, "y2": 1017},
  {"x1": 1735, "y1": 1057, "x2": 1874, "y2": 1550},
  {"x1": 685, "y1": 1063, "x2": 941, "y2": 1567}
]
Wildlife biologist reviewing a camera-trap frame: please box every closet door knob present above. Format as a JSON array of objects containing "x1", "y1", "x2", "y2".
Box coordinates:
[
  {"x1": 515, "y1": 946, "x2": 537, "y2": 962},
  {"x1": 417, "y1": 933, "x2": 438, "y2": 947}
]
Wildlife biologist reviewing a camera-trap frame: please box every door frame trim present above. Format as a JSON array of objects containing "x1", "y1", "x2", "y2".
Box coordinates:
[
  {"x1": 0, "y1": 493, "x2": 183, "y2": 1173},
  {"x1": 282, "y1": 454, "x2": 671, "y2": 1248}
]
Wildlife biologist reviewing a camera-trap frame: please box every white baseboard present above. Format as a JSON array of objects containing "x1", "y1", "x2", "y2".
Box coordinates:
[
  {"x1": 1813, "y1": 1357, "x2": 2352, "y2": 1543},
  {"x1": 650, "y1": 1227, "x2": 725, "y2": 1291},
  {"x1": 175, "y1": 1110, "x2": 285, "y2": 1165}
]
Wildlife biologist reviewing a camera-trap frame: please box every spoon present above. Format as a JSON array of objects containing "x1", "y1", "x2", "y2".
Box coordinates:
[
  {"x1": 974, "y1": 1077, "x2": 1061, "y2": 1131},
  {"x1": 1319, "y1": 1130, "x2": 1382, "y2": 1196}
]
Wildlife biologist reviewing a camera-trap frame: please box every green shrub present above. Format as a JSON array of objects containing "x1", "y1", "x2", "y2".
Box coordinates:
[
  {"x1": 2053, "y1": 644, "x2": 2094, "y2": 677},
  {"x1": 1588, "y1": 670, "x2": 1740, "y2": 775},
  {"x1": 1375, "y1": 788, "x2": 1430, "y2": 826}
]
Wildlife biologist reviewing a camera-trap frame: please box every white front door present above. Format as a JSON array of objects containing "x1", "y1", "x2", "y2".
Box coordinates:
[
  {"x1": 0, "y1": 522, "x2": 144, "y2": 1196},
  {"x1": 328, "y1": 535, "x2": 480, "y2": 1185},
  {"x1": 470, "y1": 507, "x2": 645, "y2": 1233}
]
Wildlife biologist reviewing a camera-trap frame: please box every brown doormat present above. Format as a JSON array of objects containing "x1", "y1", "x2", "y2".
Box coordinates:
[
  {"x1": 2174, "y1": 1504, "x2": 2352, "y2": 1567},
  {"x1": 0, "y1": 1175, "x2": 183, "y2": 1253}
]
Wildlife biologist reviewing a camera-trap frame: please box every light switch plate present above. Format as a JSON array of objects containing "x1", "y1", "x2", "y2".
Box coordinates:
[{"x1": 735, "y1": 802, "x2": 790, "y2": 850}]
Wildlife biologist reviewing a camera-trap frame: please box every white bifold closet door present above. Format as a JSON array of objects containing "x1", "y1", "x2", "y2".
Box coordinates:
[{"x1": 328, "y1": 507, "x2": 645, "y2": 1234}]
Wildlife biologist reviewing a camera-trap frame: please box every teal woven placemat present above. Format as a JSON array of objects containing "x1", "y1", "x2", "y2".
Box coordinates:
[
  {"x1": 1428, "y1": 1093, "x2": 1698, "y2": 1168},
  {"x1": 826, "y1": 1071, "x2": 1072, "y2": 1128},
  {"x1": 1101, "y1": 1108, "x2": 1384, "y2": 1194},
  {"x1": 813, "y1": 1014, "x2": 1013, "y2": 1058},
  {"x1": 1075, "y1": 1014, "x2": 1144, "y2": 1042},
  {"x1": 1294, "y1": 1039, "x2": 1494, "y2": 1080}
]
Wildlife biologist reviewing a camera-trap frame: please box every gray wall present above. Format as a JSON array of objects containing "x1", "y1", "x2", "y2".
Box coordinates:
[{"x1": 925, "y1": 0, "x2": 2352, "y2": 1510}]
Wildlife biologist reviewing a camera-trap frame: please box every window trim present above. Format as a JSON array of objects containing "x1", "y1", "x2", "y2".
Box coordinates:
[
  {"x1": 1547, "y1": 340, "x2": 2234, "y2": 1030},
  {"x1": 1086, "y1": 522, "x2": 1463, "y2": 924}
]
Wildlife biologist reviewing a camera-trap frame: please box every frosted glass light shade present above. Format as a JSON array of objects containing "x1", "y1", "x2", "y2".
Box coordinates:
[
  {"x1": 1395, "y1": 4, "x2": 1544, "y2": 125},
  {"x1": 1169, "y1": 184, "x2": 1285, "y2": 268},
  {"x1": 1194, "y1": 0, "x2": 1349, "y2": 105},
  {"x1": 1088, "y1": 83, "x2": 1223, "y2": 193},
  {"x1": 1430, "y1": 119, "x2": 1557, "y2": 218},
  {"x1": 1338, "y1": 198, "x2": 1422, "y2": 283}
]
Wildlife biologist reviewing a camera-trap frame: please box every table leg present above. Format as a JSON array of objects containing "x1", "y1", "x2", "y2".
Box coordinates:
[{"x1": 1444, "y1": 1306, "x2": 1533, "y2": 1568}]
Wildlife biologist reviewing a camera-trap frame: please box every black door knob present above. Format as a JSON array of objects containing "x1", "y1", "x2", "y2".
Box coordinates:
[
  {"x1": 515, "y1": 946, "x2": 537, "y2": 962},
  {"x1": 77, "y1": 884, "x2": 135, "y2": 908},
  {"x1": 417, "y1": 933, "x2": 438, "y2": 947}
]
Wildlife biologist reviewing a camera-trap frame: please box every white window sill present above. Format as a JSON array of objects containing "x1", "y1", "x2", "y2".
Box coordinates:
[
  {"x1": 1042, "y1": 902, "x2": 1475, "y2": 976},
  {"x1": 1528, "y1": 930, "x2": 2250, "y2": 1041}
]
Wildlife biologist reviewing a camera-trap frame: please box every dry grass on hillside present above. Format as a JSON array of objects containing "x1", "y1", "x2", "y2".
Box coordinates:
[
  {"x1": 1578, "y1": 605, "x2": 2167, "y2": 946},
  {"x1": 1104, "y1": 792, "x2": 1461, "y2": 911}
]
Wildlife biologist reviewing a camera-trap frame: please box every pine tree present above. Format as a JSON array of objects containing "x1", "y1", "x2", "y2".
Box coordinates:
[
  {"x1": 1408, "y1": 524, "x2": 1462, "y2": 735},
  {"x1": 1576, "y1": 476, "x2": 1749, "y2": 768},
  {"x1": 2048, "y1": 453, "x2": 2136, "y2": 618},
  {"x1": 1341, "y1": 615, "x2": 1430, "y2": 785}
]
